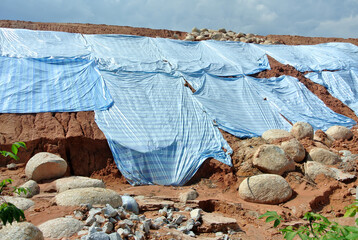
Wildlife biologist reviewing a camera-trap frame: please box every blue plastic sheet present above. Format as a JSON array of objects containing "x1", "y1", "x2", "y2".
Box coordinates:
[
  {"x1": 182, "y1": 72, "x2": 292, "y2": 137},
  {"x1": 0, "y1": 28, "x2": 90, "y2": 58},
  {"x1": 0, "y1": 56, "x2": 113, "y2": 113},
  {"x1": 84, "y1": 34, "x2": 270, "y2": 75},
  {"x1": 306, "y1": 69, "x2": 358, "y2": 116},
  {"x1": 250, "y1": 75, "x2": 356, "y2": 130},
  {"x1": 255, "y1": 42, "x2": 358, "y2": 72},
  {"x1": 94, "y1": 71, "x2": 232, "y2": 185},
  {"x1": 183, "y1": 73, "x2": 355, "y2": 137}
]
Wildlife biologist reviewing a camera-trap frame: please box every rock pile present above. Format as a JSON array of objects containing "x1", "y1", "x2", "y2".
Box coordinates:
[{"x1": 184, "y1": 27, "x2": 279, "y2": 44}]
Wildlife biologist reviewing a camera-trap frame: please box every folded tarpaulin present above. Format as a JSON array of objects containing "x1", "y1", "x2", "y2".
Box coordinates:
[
  {"x1": 0, "y1": 56, "x2": 113, "y2": 113},
  {"x1": 250, "y1": 75, "x2": 356, "y2": 130},
  {"x1": 84, "y1": 34, "x2": 270, "y2": 76},
  {"x1": 94, "y1": 71, "x2": 232, "y2": 185},
  {"x1": 183, "y1": 73, "x2": 355, "y2": 137},
  {"x1": 306, "y1": 69, "x2": 358, "y2": 115},
  {"x1": 0, "y1": 28, "x2": 90, "y2": 58},
  {"x1": 255, "y1": 42, "x2": 358, "y2": 72},
  {"x1": 182, "y1": 72, "x2": 292, "y2": 138},
  {"x1": 154, "y1": 38, "x2": 270, "y2": 76}
]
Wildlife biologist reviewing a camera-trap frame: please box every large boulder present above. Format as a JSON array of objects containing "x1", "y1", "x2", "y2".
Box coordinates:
[
  {"x1": 309, "y1": 148, "x2": 340, "y2": 165},
  {"x1": 253, "y1": 145, "x2": 295, "y2": 175},
  {"x1": 280, "y1": 138, "x2": 306, "y2": 162},
  {"x1": 325, "y1": 126, "x2": 353, "y2": 140},
  {"x1": 3, "y1": 196, "x2": 35, "y2": 210},
  {"x1": 0, "y1": 222, "x2": 43, "y2": 240},
  {"x1": 16, "y1": 180, "x2": 40, "y2": 198},
  {"x1": 239, "y1": 174, "x2": 292, "y2": 204},
  {"x1": 262, "y1": 129, "x2": 293, "y2": 142},
  {"x1": 25, "y1": 152, "x2": 67, "y2": 182},
  {"x1": 55, "y1": 187, "x2": 122, "y2": 207},
  {"x1": 290, "y1": 122, "x2": 314, "y2": 140},
  {"x1": 55, "y1": 176, "x2": 105, "y2": 192},
  {"x1": 38, "y1": 217, "x2": 83, "y2": 239}
]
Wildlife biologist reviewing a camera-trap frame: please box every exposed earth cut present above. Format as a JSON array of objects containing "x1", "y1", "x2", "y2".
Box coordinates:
[{"x1": 0, "y1": 20, "x2": 358, "y2": 240}]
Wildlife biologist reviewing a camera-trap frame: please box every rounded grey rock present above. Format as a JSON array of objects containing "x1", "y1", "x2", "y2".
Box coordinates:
[
  {"x1": 39, "y1": 217, "x2": 83, "y2": 238},
  {"x1": 239, "y1": 174, "x2": 292, "y2": 204},
  {"x1": 55, "y1": 176, "x2": 105, "y2": 192},
  {"x1": 262, "y1": 129, "x2": 293, "y2": 142},
  {"x1": 309, "y1": 148, "x2": 340, "y2": 165},
  {"x1": 304, "y1": 161, "x2": 336, "y2": 181},
  {"x1": 281, "y1": 138, "x2": 306, "y2": 162},
  {"x1": 253, "y1": 145, "x2": 295, "y2": 175},
  {"x1": 0, "y1": 222, "x2": 43, "y2": 240},
  {"x1": 55, "y1": 187, "x2": 122, "y2": 207},
  {"x1": 290, "y1": 122, "x2": 314, "y2": 140},
  {"x1": 25, "y1": 152, "x2": 67, "y2": 182},
  {"x1": 16, "y1": 180, "x2": 40, "y2": 198},
  {"x1": 325, "y1": 125, "x2": 353, "y2": 140},
  {"x1": 3, "y1": 196, "x2": 35, "y2": 210}
]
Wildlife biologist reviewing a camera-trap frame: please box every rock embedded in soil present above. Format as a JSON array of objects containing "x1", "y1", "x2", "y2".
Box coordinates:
[
  {"x1": 304, "y1": 161, "x2": 336, "y2": 180},
  {"x1": 280, "y1": 138, "x2": 306, "y2": 162},
  {"x1": 55, "y1": 187, "x2": 122, "y2": 207},
  {"x1": 38, "y1": 217, "x2": 83, "y2": 238},
  {"x1": 0, "y1": 222, "x2": 43, "y2": 240},
  {"x1": 25, "y1": 152, "x2": 67, "y2": 182},
  {"x1": 179, "y1": 189, "x2": 199, "y2": 203},
  {"x1": 314, "y1": 130, "x2": 334, "y2": 147},
  {"x1": 309, "y1": 148, "x2": 340, "y2": 165},
  {"x1": 253, "y1": 144, "x2": 295, "y2": 175},
  {"x1": 239, "y1": 174, "x2": 292, "y2": 204},
  {"x1": 261, "y1": 129, "x2": 293, "y2": 142},
  {"x1": 3, "y1": 196, "x2": 35, "y2": 210},
  {"x1": 197, "y1": 212, "x2": 238, "y2": 233},
  {"x1": 290, "y1": 122, "x2": 314, "y2": 140},
  {"x1": 325, "y1": 125, "x2": 353, "y2": 140},
  {"x1": 55, "y1": 176, "x2": 105, "y2": 192},
  {"x1": 16, "y1": 180, "x2": 40, "y2": 198}
]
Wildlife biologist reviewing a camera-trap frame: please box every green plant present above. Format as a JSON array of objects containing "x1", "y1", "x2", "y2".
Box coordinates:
[
  {"x1": 344, "y1": 199, "x2": 358, "y2": 225},
  {"x1": 259, "y1": 204, "x2": 358, "y2": 240},
  {"x1": 0, "y1": 142, "x2": 28, "y2": 225}
]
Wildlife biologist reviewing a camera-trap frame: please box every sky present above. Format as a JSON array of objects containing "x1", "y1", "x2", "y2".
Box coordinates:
[{"x1": 1, "y1": 0, "x2": 357, "y2": 38}]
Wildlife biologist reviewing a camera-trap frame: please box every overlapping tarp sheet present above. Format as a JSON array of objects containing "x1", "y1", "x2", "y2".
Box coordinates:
[
  {"x1": 183, "y1": 73, "x2": 355, "y2": 137},
  {"x1": 154, "y1": 39, "x2": 270, "y2": 75},
  {"x1": 0, "y1": 28, "x2": 113, "y2": 113},
  {"x1": 84, "y1": 34, "x2": 270, "y2": 75},
  {"x1": 255, "y1": 42, "x2": 358, "y2": 72},
  {"x1": 94, "y1": 71, "x2": 232, "y2": 185},
  {"x1": 182, "y1": 72, "x2": 292, "y2": 137},
  {"x1": 306, "y1": 69, "x2": 358, "y2": 115},
  {"x1": 0, "y1": 28, "x2": 90, "y2": 58}
]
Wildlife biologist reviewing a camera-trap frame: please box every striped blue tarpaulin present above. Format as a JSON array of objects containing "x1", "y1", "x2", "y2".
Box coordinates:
[
  {"x1": 306, "y1": 69, "x2": 358, "y2": 116},
  {"x1": 0, "y1": 56, "x2": 113, "y2": 113},
  {"x1": 94, "y1": 70, "x2": 232, "y2": 185}
]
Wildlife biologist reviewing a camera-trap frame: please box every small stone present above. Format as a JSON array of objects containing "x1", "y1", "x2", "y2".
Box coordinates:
[
  {"x1": 103, "y1": 204, "x2": 118, "y2": 218},
  {"x1": 95, "y1": 215, "x2": 106, "y2": 224},
  {"x1": 185, "y1": 35, "x2": 195, "y2": 41},
  {"x1": 85, "y1": 214, "x2": 96, "y2": 226},
  {"x1": 190, "y1": 209, "x2": 202, "y2": 220},
  {"x1": 108, "y1": 232, "x2": 122, "y2": 240},
  {"x1": 16, "y1": 180, "x2": 40, "y2": 198},
  {"x1": 117, "y1": 228, "x2": 130, "y2": 238},
  {"x1": 185, "y1": 207, "x2": 193, "y2": 211},
  {"x1": 74, "y1": 210, "x2": 85, "y2": 220},
  {"x1": 103, "y1": 222, "x2": 114, "y2": 234},
  {"x1": 216, "y1": 232, "x2": 224, "y2": 236},
  {"x1": 6, "y1": 163, "x2": 17, "y2": 170},
  {"x1": 211, "y1": 33, "x2": 223, "y2": 40},
  {"x1": 314, "y1": 130, "x2": 334, "y2": 147},
  {"x1": 135, "y1": 231, "x2": 145, "y2": 240},
  {"x1": 187, "y1": 231, "x2": 196, "y2": 237},
  {"x1": 172, "y1": 34, "x2": 179, "y2": 39},
  {"x1": 129, "y1": 214, "x2": 140, "y2": 221},
  {"x1": 173, "y1": 214, "x2": 185, "y2": 225},
  {"x1": 192, "y1": 27, "x2": 200, "y2": 33},
  {"x1": 196, "y1": 35, "x2": 206, "y2": 41},
  {"x1": 159, "y1": 209, "x2": 167, "y2": 217},
  {"x1": 262, "y1": 129, "x2": 293, "y2": 142},
  {"x1": 179, "y1": 189, "x2": 199, "y2": 203},
  {"x1": 121, "y1": 196, "x2": 139, "y2": 214},
  {"x1": 142, "y1": 219, "x2": 151, "y2": 234},
  {"x1": 78, "y1": 230, "x2": 88, "y2": 236},
  {"x1": 218, "y1": 28, "x2": 227, "y2": 33},
  {"x1": 290, "y1": 122, "x2": 314, "y2": 140},
  {"x1": 86, "y1": 231, "x2": 110, "y2": 240},
  {"x1": 326, "y1": 126, "x2": 353, "y2": 140}
]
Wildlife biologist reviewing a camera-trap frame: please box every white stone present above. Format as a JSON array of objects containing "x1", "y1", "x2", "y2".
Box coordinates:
[
  {"x1": 326, "y1": 126, "x2": 353, "y2": 140},
  {"x1": 0, "y1": 222, "x2": 43, "y2": 240},
  {"x1": 290, "y1": 122, "x2": 314, "y2": 140},
  {"x1": 38, "y1": 217, "x2": 83, "y2": 238},
  {"x1": 102, "y1": 203, "x2": 118, "y2": 218},
  {"x1": 239, "y1": 174, "x2": 292, "y2": 204},
  {"x1": 281, "y1": 138, "x2": 306, "y2": 162},
  {"x1": 55, "y1": 176, "x2": 105, "y2": 192},
  {"x1": 14, "y1": 180, "x2": 40, "y2": 198},
  {"x1": 309, "y1": 148, "x2": 340, "y2": 165},
  {"x1": 108, "y1": 232, "x2": 122, "y2": 240},
  {"x1": 190, "y1": 209, "x2": 202, "y2": 220},
  {"x1": 262, "y1": 129, "x2": 293, "y2": 142},
  {"x1": 25, "y1": 152, "x2": 67, "y2": 181},
  {"x1": 55, "y1": 187, "x2": 122, "y2": 207},
  {"x1": 103, "y1": 222, "x2": 114, "y2": 234},
  {"x1": 253, "y1": 145, "x2": 295, "y2": 175},
  {"x1": 304, "y1": 161, "x2": 336, "y2": 180},
  {"x1": 3, "y1": 196, "x2": 34, "y2": 210},
  {"x1": 86, "y1": 231, "x2": 110, "y2": 240}
]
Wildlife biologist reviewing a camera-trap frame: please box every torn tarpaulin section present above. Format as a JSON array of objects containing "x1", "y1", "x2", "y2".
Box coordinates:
[{"x1": 94, "y1": 71, "x2": 232, "y2": 185}]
